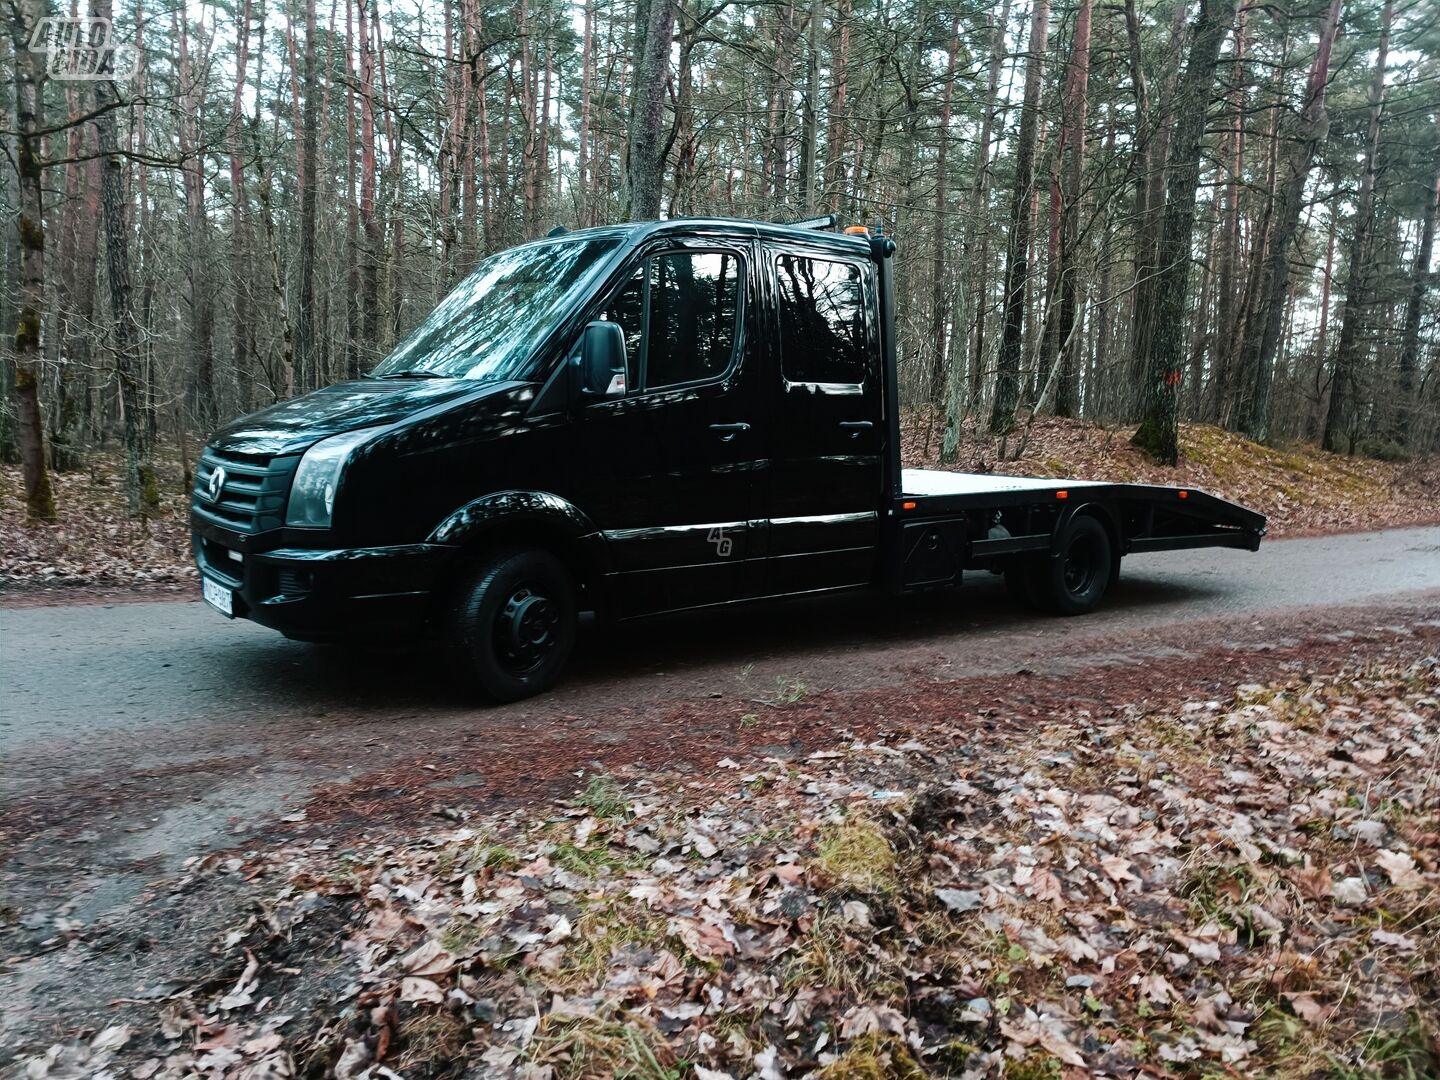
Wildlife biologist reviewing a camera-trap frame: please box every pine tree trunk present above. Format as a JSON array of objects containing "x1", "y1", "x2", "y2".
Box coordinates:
[
  {"x1": 763, "y1": 3, "x2": 793, "y2": 205},
  {"x1": 1036, "y1": 133, "x2": 1062, "y2": 405},
  {"x1": 1392, "y1": 163, "x2": 1438, "y2": 443},
  {"x1": 253, "y1": 136, "x2": 295, "y2": 401},
  {"x1": 625, "y1": 0, "x2": 674, "y2": 219},
  {"x1": 799, "y1": 0, "x2": 822, "y2": 214},
  {"x1": 927, "y1": 17, "x2": 959, "y2": 405},
  {"x1": 578, "y1": 0, "x2": 594, "y2": 226},
  {"x1": 1132, "y1": 0, "x2": 1240, "y2": 466},
  {"x1": 372, "y1": 0, "x2": 401, "y2": 346},
  {"x1": 231, "y1": 0, "x2": 254, "y2": 401},
  {"x1": 176, "y1": 9, "x2": 217, "y2": 423},
  {"x1": 1090, "y1": 100, "x2": 1117, "y2": 418},
  {"x1": 1323, "y1": 0, "x2": 1391, "y2": 453},
  {"x1": 458, "y1": 0, "x2": 477, "y2": 261},
  {"x1": 1124, "y1": 0, "x2": 1187, "y2": 417},
  {"x1": 54, "y1": 51, "x2": 98, "y2": 473},
  {"x1": 1054, "y1": 0, "x2": 1092, "y2": 419},
  {"x1": 989, "y1": 0, "x2": 1049, "y2": 434},
  {"x1": 670, "y1": 34, "x2": 696, "y2": 215},
  {"x1": 437, "y1": 0, "x2": 455, "y2": 289},
  {"x1": 1224, "y1": 78, "x2": 1284, "y2": 428},
  {"x1": 537, "y1": 11, "x2": 553, "y2": 232},
  {"x1": 358, "y1": 0, "x2": 381, "y2": 363},
  {"x1": 518, "y1": 0, "x2": 539, "y2": 235},
  {"x1": 1205, "y1": 8, "x2": 1245, "y2": 423},
  {"x1": 823, "y1": 0, "x2": 850, "y2": 214},
  {"x1": 6, "y1": 0, "x2": 57, "y2": 520},
  {"x1": 90, "y1": 0, "x2": 152, "y2": 516},
  {"x1": 965, "y1": 0, "x2": 1012, "y2": 414},
  {"x1": 1238, "y1": 0, "x2": 1342, "y2": 443},
  {"x1": 344, "y1": 0, "x2": 361, "y2": 376},
  {"x1": 476, "y1": 2, "x2": 491, "y2": 250},
  {"x1": 294, "y1": 0, "x2": 320, "y2": 391}
]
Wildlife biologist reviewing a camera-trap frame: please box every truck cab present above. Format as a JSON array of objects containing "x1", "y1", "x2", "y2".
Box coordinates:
[{"x1": 193, "y1": 218, "x2": 1264, "y2": 701}]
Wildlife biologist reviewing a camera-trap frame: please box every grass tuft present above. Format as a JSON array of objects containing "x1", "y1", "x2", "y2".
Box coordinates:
[
  {"x1": 526, "y1": 1010, "x2": 682, "y2": 1079},
  {"x1": 814, "y1": 817, "x2": 899, "y2": 895},
  {"x1": 468, "y1": 842, "x2": 521, "y2": 872},
  {"x1": 549, "y1": 906, "x2": 679, "y2": 990},
  {"x1": 816, "y1": 1032, "x2": 927, "y2": 1079},
  {"x1": 393, "y1": 1009, "x2": 472, "y2": 1072},
  {"x1": 1328, "y1": 1010, "x2": 1440, "y2": 1080},
  {"x1": 579, "y1": 775, "x2": 627, "y2": 819},
  {"x1": 1002, "y1": 1054, "x2": 1063, "y2": 1080}
]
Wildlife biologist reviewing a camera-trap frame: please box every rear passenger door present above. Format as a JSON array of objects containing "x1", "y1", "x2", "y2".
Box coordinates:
[{"x1": 764, "y1": 248, "x2": 884, "y2": 593}]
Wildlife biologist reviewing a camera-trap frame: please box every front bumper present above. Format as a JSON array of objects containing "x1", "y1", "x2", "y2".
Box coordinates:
[{"x1": 193, "y1": 532, "x2": 454, "y2": 642}]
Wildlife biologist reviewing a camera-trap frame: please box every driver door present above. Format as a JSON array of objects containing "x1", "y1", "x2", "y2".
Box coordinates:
[{"x1": 569, "y1": 242, "x2": 764, "y2": 618}]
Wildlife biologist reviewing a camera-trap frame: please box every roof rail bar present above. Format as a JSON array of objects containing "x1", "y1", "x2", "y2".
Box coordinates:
[{"x1": 784, "y1": 214, "x2": 838, "y2": 231}]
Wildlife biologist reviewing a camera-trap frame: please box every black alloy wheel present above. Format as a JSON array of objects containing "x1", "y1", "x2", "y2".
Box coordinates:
[
  {"x1": 447, "y1": 548, "x2": 577, "y2": 701},
  {"x1": 1040, "y1": 514, "x2": 1113, "y2": 615},
  {"x1": 496, "y1": 584, "x2": 562, "y2": 675}
]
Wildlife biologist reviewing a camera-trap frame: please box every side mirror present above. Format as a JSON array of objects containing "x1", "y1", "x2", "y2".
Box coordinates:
[{"x1": 572, "y1": 321, "x2": 627, "y2": 399}]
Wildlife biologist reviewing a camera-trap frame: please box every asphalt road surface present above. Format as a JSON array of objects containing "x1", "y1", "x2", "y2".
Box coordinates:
[{"x1": 3, "y1": 525, "x2": 1439, "y2": 928}]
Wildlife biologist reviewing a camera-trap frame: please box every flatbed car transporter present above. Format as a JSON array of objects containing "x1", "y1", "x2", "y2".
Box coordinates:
[{"x1": 191, "y1": 217, "x2": 1266, "y2": 701}]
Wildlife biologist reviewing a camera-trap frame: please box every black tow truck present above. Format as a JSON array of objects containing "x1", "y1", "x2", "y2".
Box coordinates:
[{"x1": 192, "y1": 217, "x2": 1265, "y2": 700}]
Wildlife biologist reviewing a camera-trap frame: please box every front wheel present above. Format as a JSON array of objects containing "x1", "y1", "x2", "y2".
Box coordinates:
[
  {"x1": 446, "y1": 548, "x2": 577, "y2": 702},
  {"x1": 1039, "y1": 515, "x2": 1113, "y2": 616}
]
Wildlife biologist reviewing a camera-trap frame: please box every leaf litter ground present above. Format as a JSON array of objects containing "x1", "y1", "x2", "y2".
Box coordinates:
[{"x1": 9, "y1": 628, "x2": 1438, "y2": 1080}]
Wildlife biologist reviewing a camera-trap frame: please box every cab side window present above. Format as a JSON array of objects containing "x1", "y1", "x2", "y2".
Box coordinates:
[
  {"x1": 601, "y1": 251, "x2": 742, "y2": 393},
  {"x1": 647, "y1": 252, "x2": 740, "y2": 389},
  {"x1": 602, "y1": 268, "x2": 644, "y2": 391},
  {"x1": 775, "y1": 255, "x2": 867, "y2": 386}
]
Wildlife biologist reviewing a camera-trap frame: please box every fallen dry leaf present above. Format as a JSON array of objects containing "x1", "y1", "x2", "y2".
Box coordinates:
[
  {"x1": 399, "y1": 940, "x2": 454, "y2": 977},
  {"x1": 398, "y1": 977, "x2": 444, "y2": 1004},
  {"x1": 1375, "y1": 849, "x2": 1424, "y2": 890}
]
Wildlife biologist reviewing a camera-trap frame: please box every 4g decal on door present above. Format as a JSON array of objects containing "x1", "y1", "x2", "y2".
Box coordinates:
[{"x1": 708, "y1": 527, "x2": 735, "y2": 557}]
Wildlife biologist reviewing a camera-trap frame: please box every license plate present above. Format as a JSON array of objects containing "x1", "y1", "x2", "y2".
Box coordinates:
[{"x1": 202, "y1": 576, "x2": 234, "y2": 617}]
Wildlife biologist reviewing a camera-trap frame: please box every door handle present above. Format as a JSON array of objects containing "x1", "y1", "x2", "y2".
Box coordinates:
[
  {"x1": 709, "y1": 422, "x2": 750, "y2": 442},
  {"x1": 838, "y1": 420, "x2": 874, "y2": 437}
]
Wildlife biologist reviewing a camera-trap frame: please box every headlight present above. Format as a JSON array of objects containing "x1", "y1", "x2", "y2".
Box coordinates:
[{"x1": 286, "y1": 428, "x2": 377, "y2": 527}]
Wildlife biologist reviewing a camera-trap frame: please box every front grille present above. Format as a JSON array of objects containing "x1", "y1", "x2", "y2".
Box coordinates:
[
  {"x1": 193, "y1": 450, "x2": 299, "y2": 534},
  {"x1": 198, "y1": 538, "x2": 244, "y2": 587}
]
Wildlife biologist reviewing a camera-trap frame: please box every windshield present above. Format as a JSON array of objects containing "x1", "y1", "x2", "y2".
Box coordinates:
[{"x1": 370, "y1": 236, "x2": 622, "y2": 380}]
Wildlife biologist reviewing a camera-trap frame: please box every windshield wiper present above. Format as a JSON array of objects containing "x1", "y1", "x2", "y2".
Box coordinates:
[{"x1": 369, "y1": 369, "x2": 451, "y2": 380}]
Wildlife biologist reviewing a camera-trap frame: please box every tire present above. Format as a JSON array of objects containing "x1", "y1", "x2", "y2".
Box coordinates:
[
  {"x1": 446, "y1": 548, "x2": 577, "y2": 702},
  {"x1": 1039, "y1": 515, "x2": 1113, "y2": 616}
]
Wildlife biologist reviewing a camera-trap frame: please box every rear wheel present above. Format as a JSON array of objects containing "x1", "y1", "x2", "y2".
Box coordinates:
[
  {"x1": 446, "y1": 548, "x2": 577, "y2": 702},
  {"x1": 1039, "y1": 515, "x2": 1113, "y2": 615}
]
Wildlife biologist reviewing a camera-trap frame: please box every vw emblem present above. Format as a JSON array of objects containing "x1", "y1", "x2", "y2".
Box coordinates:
[{"x1": 206, "y1": 465, "x2": 227, "y2": 503}]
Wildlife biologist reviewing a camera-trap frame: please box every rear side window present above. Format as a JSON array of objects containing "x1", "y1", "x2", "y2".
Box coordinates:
[
  {"x1": 775, "y1": 255, "x2": 867, "y2": 385},
  {"x1": 601, "y1": 250, "x2": 742, "y2": 392}
]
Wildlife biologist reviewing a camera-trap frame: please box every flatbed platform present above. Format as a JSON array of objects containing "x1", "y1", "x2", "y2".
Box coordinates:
[
  {"x1": 902, "y1": 468, "x2": 1107, "y2": 498},
  {"x1": 890, "y1": 468, "x2": 1265, "y2": 584}
]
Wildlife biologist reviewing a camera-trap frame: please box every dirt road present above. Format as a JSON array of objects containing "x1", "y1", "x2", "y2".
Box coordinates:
[{"x1": 4, "y1": 527, "x2": 1439, "y2": 886}]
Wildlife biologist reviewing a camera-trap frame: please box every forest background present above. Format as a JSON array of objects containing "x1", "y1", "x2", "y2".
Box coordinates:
[{"x1": 2, "y1": 0, "x2": 1437, "y2": 524}]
